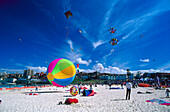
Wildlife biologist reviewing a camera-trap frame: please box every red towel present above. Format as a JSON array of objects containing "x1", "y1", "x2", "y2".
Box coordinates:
[{"x1": 65, "y1": 98, "x2": 78, "y2": 104}]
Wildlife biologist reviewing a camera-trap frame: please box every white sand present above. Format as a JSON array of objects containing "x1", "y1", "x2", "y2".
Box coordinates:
[{"x1": 0, "y1": 85, "x2": 169, "y2": 112}]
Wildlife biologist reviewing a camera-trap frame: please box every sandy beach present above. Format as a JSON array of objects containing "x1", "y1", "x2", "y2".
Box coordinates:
[{"x1": 0, "y1": 85, "x2": 169, "y2": 112}]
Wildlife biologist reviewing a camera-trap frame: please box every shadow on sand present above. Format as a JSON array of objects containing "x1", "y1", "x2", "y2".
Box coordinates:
[
  {"x1": 22, "y1": 91, "x2": 68, "y2": 94},
  {"x1": 160, "y1": 97, "x2": 169, "y2": 99},
  {"x1": 63, "y1": 95, "x2": 74, "y2": 97},
  {"x1": 110, "y1": 99, "x2": 127, "y2": 101}
]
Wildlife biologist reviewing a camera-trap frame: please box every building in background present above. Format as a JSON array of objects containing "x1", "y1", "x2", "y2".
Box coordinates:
[{"x1": 23, "y1": 69, "x2": 34, "y2": 79}]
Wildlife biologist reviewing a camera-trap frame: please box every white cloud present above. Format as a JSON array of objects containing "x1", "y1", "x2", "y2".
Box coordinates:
[
  {"x1": 92, "y1": 63, "x2": 127, "y2": 74},
  {"x1": 26, "y1": 66, "x2": 47, "y2": 73},
  {"x1": 80, "y1": 69, "x2": 94, "y2": 73},
  {"x1": 76, "y1": 58, "x2": 92, "y2": 66},
  {"x1": 95, "y1": 61, "x2": 99, "y2": 63},
  {"x1": 93, "y1": 63, "x2": 104, "y2": 71},
  {"x1": 92, "y1": 40, "x2": 105, "y2": 49},
  {"x1": 140, "y1": 59, "x2": 150, "y2": 62}
]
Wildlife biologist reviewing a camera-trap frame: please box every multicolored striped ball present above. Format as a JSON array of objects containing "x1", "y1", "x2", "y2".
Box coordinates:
[
  {"x1": 47, "y1": 58, "x2": 76, "y2": 87},
  {"x1": 70, "y1": 86, "x2": 79, "y2": 96}
]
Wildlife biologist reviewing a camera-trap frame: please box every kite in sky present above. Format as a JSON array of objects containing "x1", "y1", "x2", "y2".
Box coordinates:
[
  {"x1": 111, "y1": 49, "x2": 114, "y2": 52},
  {"x1": 19, "y1": 38, "x2": 22, "y2": 42},
  {"x1": 109, "y1": 38, "x2": 118, "y2": 45},
  {"x1": 109, "y1": 27, "x2": 116, "y2": 33},
  {"x1": 64, "y1": 11, "x2": 73, "y2": 19},
  {"x1": 140, "y1": 35, "x2": 143, "y2": 37},
  {"x1": 71, "y1": 48, "x2": 73, "y2": 51}
]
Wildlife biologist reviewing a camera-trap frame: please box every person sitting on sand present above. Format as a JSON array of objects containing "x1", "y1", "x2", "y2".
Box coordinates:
[
  {"x1": 165, "y1": 89, "x2": 169, "y2": 98},
  {"x1": 126, "y1": 79, "x2": 132, "y2": 100}
]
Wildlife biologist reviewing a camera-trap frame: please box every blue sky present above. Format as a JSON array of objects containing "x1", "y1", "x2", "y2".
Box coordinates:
[{"x1": 0, "y1": 0, "x2": 170, "y2": 74}]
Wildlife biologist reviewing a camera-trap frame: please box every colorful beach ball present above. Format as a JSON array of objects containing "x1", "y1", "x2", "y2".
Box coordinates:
[
  {"x1": 70, "y1": 86, "x2": 79, "y2": 96},
  {"x1": 47, "y1": 58, "x2": 76, "y2": 87}
]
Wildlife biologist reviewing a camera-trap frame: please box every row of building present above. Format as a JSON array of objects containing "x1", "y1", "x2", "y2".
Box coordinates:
[
  {"x1": 0, "y1": 69, "x2": 170, "y2": 84},
  {"x1": 76, "y1": 71, "x2": 170, "y2": 81},
  {"x1": 0, "y1": 69, "x2": 47, "y2": 84}
]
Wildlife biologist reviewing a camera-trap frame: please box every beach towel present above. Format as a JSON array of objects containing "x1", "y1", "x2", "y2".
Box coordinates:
[
  {"x1": 82, "y1": 90, "x2": 95, "y2": 96},
  {"x1": 26, "y1": 93, "x2": 39, "y2": 95},
  {"x1": 146, "y1": 99, "x2": 170, "y2": 106},
  {"x1": 138, "y1": 83, "x2": 150, "y2": 87}
]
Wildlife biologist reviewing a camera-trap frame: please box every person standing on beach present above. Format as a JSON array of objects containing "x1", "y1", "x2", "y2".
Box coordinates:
[
  {"x1": 90, "y1": 83, "x2": 93, "y2": 90},
  {"x1": 126, "y1": 79, "x2": 132, "y2": 100},
  {"x1": 78, "y1": 83, "x2": 82, "y2": 94},
  {"x1": 165, "y1": 89, "x2": 169, "y2": 98},
  {"x1": 35, "y1": 86, "x2": 38, "y2": 91}
]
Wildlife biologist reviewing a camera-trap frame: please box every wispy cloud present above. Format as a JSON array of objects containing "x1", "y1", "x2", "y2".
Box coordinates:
[
  {"x1": 15, "y1": 63, "x2": 25, "y2": 67},
  {"x1": 139, "y1": 64, "x2": 149, "y2": 67},
  {"x1": 0, "y1": 68, "x2": 23, "y2": 73},
  {"x1": 92, "y1": 40, "x2": 105, "y2": 49},
  {"x1": 62, "y1": 0, "x2": 71, "y2": 12},
  {"x1": 103, "y1": 52, "x2": 113, "y2": 63},
  {"x1": 67, "y1": 39, "x2": 73, "y2": 49},
  {"x1": 140, "y1": 59, "x2": 150, "y2": 62},
  {"x1": 76, "y1": 58, "x2": 92, "y2": 66},
  {"x1": 157, "y1": 61, "x2": 170, "y2": 70}
]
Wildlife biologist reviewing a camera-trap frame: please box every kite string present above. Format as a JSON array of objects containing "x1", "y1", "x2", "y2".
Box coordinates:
[{"x1": 66, "y1": 28, "x2": 69, "y2": 40}]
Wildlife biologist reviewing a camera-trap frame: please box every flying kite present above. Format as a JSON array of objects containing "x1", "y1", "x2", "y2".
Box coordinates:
[
  {"x1": 79, "y1": 30, "x2": 82, "y2": 33},
  {"x1": 19, "y1": 38, "x2": 22, "y2": 42},
  {"x1": 64, "y1": 11, "x2": 73, "y2": 19},
  {"x1": 109, "y1": 27, "x2": 116, "y2": 33},
  {"x1": 111, "y1": 49, "x2": 114, "y2": 52},
  {"x1": 109, "y1": 38, "x2": 118, "y2": 45},
  {"x1": 140, "y1": 35, "x2": 143, "y2": 37},
  {"x1": 71, "y1": 48, "x2": 73, "y2": 51},
  {"x1": 77, "y1": 64, "x2": 79, "y2": 73}
]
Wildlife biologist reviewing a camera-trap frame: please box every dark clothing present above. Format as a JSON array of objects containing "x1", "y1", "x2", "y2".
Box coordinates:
[
  {"x1": 79, "y1": 88, "x2": 81, "y2": 94},
  {"x1": 126, "y1": 88, "x2": 131, "y2": 100}
]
